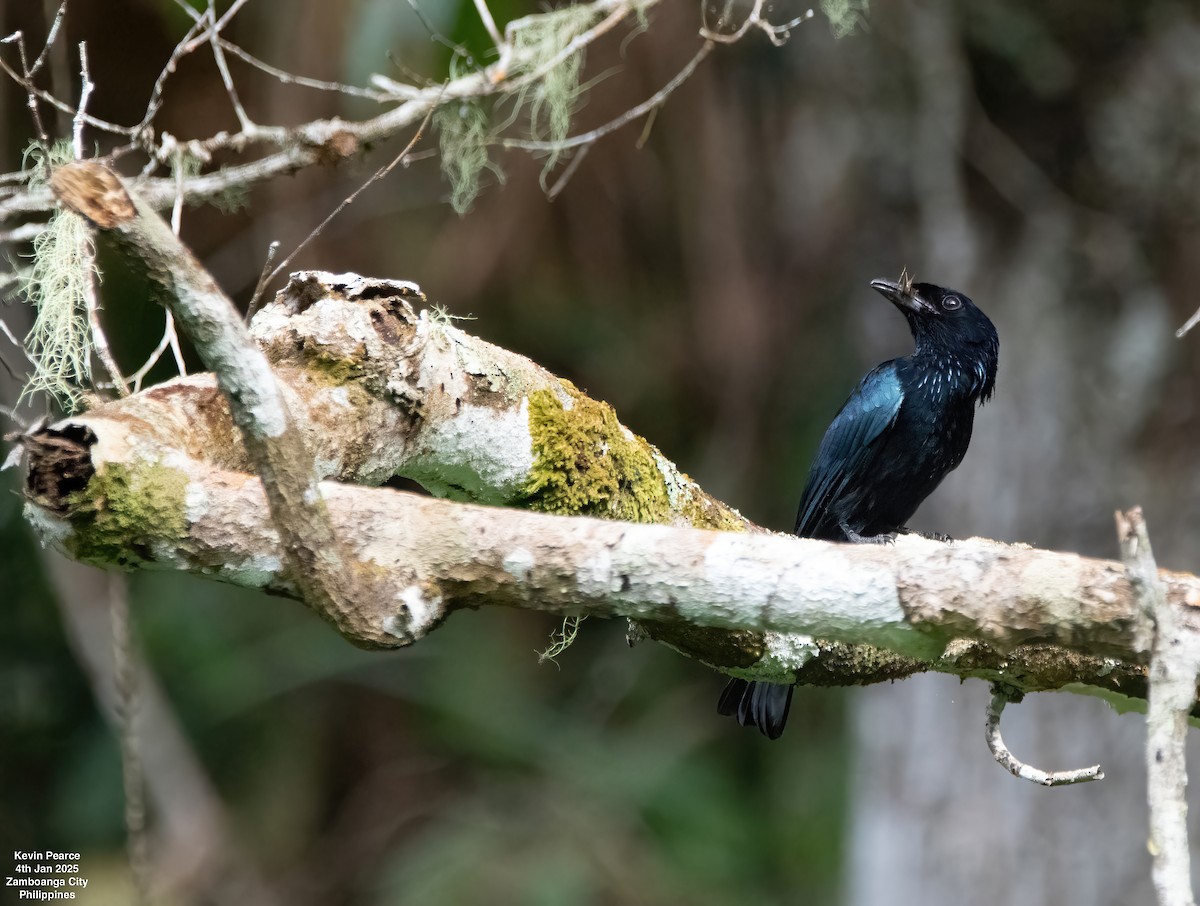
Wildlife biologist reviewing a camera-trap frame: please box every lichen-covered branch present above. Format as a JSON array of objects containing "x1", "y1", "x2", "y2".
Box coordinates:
[
  {"x1": 0, "y1": 0, "x2": 662, "y2": 224},
  {"x1": 16, "y1": 266, "x2": 1200, "y2": 711},
  {"x1": 20, "y1": 424, "x2": 1200, "y2": 679},
  {"x1": 47, "y1": 162, "x2": 389, "y2": 645}
]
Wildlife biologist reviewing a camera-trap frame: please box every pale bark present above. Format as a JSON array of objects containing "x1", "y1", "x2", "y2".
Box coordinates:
[{"x1": 14, "y1": 268, "x2": 1200, "y2": 712}]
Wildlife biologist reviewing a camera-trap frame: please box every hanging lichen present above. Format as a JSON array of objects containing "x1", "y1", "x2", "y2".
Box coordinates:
[
  {"x1": 20, "y1": 141, "x2": 96, "y2": 411},
  {"x1": 506, "y1": 3, "x2": 605, "y2": 178},
  {"x1": 821, "y1": 0, "x2": 869, "y2": 38},
  {"x1": 435, "y1": 97, "x2": 503, "y2": 214}
]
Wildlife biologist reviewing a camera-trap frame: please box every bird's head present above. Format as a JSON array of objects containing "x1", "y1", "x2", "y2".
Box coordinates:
[{"x1": 870, "y1": 275, "x2": 999, "y2": 402}]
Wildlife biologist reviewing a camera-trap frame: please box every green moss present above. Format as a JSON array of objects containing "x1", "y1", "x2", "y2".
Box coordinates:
[
  {"x1": 680, "y1": 489, "x2": 748, "y2": 533},
  {"x1": 305, "y1": 347, "x2": 365, "y2": 385},
  {"x1": 66, "y1": 461, "x2": 188, "y2": 567},
  {"x1": 519, "y1": 386, "x2": 671, "y2": 523}
]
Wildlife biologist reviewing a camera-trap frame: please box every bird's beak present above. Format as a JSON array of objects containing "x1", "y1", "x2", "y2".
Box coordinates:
[{"x1": 870, "y1": 278, "x2": 935, "y2": 315}]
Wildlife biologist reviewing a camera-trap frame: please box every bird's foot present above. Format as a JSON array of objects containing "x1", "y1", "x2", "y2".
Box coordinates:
[
  {"x1": 843, "y1": 527, "x2": 897, "y2": 545},
  {"x1": 898, "y1": 526, "x2": 954, "y2": 543}
]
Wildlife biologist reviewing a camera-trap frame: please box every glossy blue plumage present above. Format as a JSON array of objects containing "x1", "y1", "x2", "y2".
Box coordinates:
[{"x1": 719, "y1": 279, "x2": 999, "y2": 739}]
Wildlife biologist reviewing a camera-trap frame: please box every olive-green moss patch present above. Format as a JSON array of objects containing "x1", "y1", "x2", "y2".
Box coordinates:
[
  {"x1": 305, "y1": 348, "x2": 366, "y2": 385},
  {"x1": 66, "y1": 460, "x2": 188, "y2": 568},
  {"x1": 680, "y1": 488, "x2": 749, "y2": 533},
  {"x1": 519, "y1": 386, "x2": 671, "y2": 523}
]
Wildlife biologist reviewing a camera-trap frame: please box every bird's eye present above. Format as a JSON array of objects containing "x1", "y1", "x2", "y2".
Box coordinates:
[{"x1": 941, "y1": 295, "x2": 962, "y2": 311}]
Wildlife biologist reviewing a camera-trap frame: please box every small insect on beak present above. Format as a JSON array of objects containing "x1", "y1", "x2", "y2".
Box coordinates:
[{"x1": 870, "y1": 269, "x2": 936, "y2": 314}]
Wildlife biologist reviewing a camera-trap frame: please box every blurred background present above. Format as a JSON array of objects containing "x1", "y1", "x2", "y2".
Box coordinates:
[{"x1": 2, "y1": 0, "x2": 1200, "y2": 903}]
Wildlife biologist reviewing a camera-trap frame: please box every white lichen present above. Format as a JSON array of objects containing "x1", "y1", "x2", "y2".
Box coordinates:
[
  {"x1": 407, "y1": 401, "x2": 535, "y2": 503},
  {"x1": 503, "y1": 547, "x2": 536, "y2": 581}
]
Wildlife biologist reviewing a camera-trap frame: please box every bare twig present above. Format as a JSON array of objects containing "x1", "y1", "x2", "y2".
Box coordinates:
[
  {"x1": 700, "y1": 0, "x2": 814, "y2": 47},
  {"x1": 217, "y1": 38, "x2": 392, "y2": 101},
  {"x1": 124, "y1": 311, "x2": 182, "y2": 394},
  {"x1": 0, "y1": 316, "x2": 36, "y2": 370},
  {"x1": 1119, "y1": 507, "x2": 1200, "y2": 906},
  {"x1": 244, "y1": 241, "x2": 280, "y2": 323},
  {"x1": 546, "y1": 144, "x2": 591, "y2": 200},
  {"x1": 0, "y1": 50, "x2": 131, "y2": 139},
  {"x1": 243, "y1": 97, "x2": 441, "y2": 315},
  {"x1": 30, "y1": 2, "x2": 69, "y2": 77},
  {"x1": 1176, "y1": 306, "x2": 1200, "y2": 339},
  {"x1": 2, "y1": 30, "x2": 49, "y2": 144},
  {"x1": 204, "y1": 3, "x2": 253, "y2": 132},
  {"x1": 473, "y1": 0, "x2": 507, "y2": 53},
  {"x1": 504, "y1": 40, "x2": 716, "y2": 153},
  {"x1": 82, "y1": 248, "x2": 128, "y2": 396},
  {"x1": 0, "y1": 222, "x2": 48, "y2": 243},
  {"x1": 985, "y1": 686, "x2": 1104, "y2": 786},
  {"x1": 72, "y1": 42, "x2": 94, "y2": 159},
  {"x1": 178, "y1": 0, "x2": 253, "y2": 53},
  {"x1": 137, "y1": 13, "x2": 208, "y2": 135},
  {"x1": 108, "y1": 572, "x2": 150, "y2": 906}
]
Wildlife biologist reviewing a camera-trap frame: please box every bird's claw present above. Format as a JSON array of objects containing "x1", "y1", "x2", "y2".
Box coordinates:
[
  {"x1": 843, "y1": 527, "x2": 898, "y2": 545},
  {"x1": 896, "y1": 526, "x2": 955, "y2": 543}
]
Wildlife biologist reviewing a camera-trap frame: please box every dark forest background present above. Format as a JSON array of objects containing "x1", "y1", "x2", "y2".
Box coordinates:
[{"x1": 3, "y1": 0, "x2": 1200, "y2": 903}]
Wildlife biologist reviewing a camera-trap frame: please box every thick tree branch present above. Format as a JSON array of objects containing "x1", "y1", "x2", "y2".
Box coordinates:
[
  {"x1": 20, "y1": 432, "x2": 1200, "y2": 673},
  {"x1": 17, "y1": 165, "x2": 1200, "y2": 709},
  {"x1": 48, "y1": 162, "x2": 391, "y2": 645},
  {"x1": 16, "y1": 265, "x2": 1200, "y2": 710}
]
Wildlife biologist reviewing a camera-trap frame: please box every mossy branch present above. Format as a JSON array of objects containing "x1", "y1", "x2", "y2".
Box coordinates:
[{"x1": 16, "y1": 269, "x2": 1200, "y2": 719}]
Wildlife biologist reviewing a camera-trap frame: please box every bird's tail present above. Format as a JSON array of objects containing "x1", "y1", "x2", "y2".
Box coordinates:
[{"x1": 717, "y1": 679, "x2": 794, "y2": 740}]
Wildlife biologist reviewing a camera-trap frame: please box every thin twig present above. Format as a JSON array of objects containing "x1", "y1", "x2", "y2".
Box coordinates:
[
  {"x1": 178, "y1": 0, "x2": 252, "y2": 53},
  {"x1": 0, "y1": 332, "x2": 22, "y2": 381},
  {"x1": 30, "y1": 1, "x2": 69, "y2": 77},
  {"x1": 0, "y1": 51, "x2": 131, "y2": 138},
  {"x1": 83, "y1": 251, "x2": 128, "y2": 396},
  {"x1": 985, "y1": 686, "x2": 1104, "y2": 786},
  {"x1": 1176, "y1": 306, "x2": 1200, "y2": 339},
  {"x1": 244, "y1": 96, "x2": 443, "y2": 315},
  {"x1": 205, "y1": 3, "x2": 253, "y2": 132},
  {"x1": 4, "y1": 30, "x2": 49, "y2": 144},
  {"x1": 217, "y1": 38, "x2": 392, "y2": 101},
  {"x1": 473, "y1": 0, "x2": 507, "y2": 53},
  {"x1": 109, "y1": 572, "x2": 151, "y2": 906},
  {"x1": 137, "y1": 13, "x2": 208, "y2": 135},
  {"x1": 1118, "y1": 507, "x2": 1200, "y2": 906},
  {"x1": 72, "y1": 42, "x2": 94, "y2": 159},
  {"x1": 0, "y1": 222, "x2": 47, "y2": 244},
  {"x1": 124, "y1": 309, "x2": 185, "y2": 393},
  {"x1": 504, "y1": 40, "x2": 715, "y2": 153},
  {"x1": 244, "y1": 240, "x2": 280, "y2": 323},
  {"x1": 0, "y1": 316, "x2": 36, "y2": 368},
  {"x1": 700, "y1": 0, "x2": 814, "y2": 47},
  {"x1": 170, "y1": 148, "x2": 185, "y2": 235},
  {"x1": 498, "y1": 4, "x2": 631, "y2": 94},
  {"x1": 546, "y1": 144, "x2": 591, "y2": 200}
]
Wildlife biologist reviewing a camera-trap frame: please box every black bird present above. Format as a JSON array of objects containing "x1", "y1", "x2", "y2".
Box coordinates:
[{"x1": 718, "y1": 276, "x2": 999, "y2": 739}]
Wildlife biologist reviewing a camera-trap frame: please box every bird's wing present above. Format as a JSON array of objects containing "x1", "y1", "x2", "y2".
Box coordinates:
[{"x1": 794, "y1": 362, "x2": 904, "y2": 537}]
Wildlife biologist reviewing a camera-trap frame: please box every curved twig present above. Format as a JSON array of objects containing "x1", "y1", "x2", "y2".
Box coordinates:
[{"x1": 985, "y1": 687, "x2": 1104, "y2": 786}]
